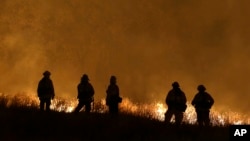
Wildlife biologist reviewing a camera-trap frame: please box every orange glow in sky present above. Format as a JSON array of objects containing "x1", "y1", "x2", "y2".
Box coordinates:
[{"x1": 1, "y1": 0, "x2": 250, "y2": 117}]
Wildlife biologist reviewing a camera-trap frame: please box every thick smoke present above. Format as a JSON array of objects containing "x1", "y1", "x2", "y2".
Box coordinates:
[{"x1": 1, "y1": 0, "x2": 250, "y2": 114}]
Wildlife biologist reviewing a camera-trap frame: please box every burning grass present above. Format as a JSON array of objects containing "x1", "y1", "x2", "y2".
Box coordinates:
[
  {"x1": 0, "y1": 92, "x2": 245, "y2": 141},
  {"x1": 0, "y1": 92, "x2": 249, "y2": 126}
]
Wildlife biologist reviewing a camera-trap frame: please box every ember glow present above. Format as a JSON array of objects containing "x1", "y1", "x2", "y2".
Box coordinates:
[{"x1": 1, "y1": 93, "x2": 249, "y2": 126}]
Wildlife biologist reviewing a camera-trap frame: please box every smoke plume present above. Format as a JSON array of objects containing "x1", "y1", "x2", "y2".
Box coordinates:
[{"x1": 1, "y1": 0, "x2": 250, "y2": 114}]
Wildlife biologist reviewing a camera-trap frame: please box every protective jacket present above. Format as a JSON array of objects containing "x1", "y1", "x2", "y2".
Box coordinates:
[
  {"x1": 192, "y1": 92, "x2": 214, "y2": 111},
  {"x1": 37, "y1": 77, "x2": 55, "y2": 99},
  {"x1": 77, "y1": 82, "x2": 94, "y2": 102},
  {"x1": 166, "y1": 88, "x2": 187, "y2": 112},
  {"x1": 106, "y1": 84, "x2": 121, "y2": 105}
]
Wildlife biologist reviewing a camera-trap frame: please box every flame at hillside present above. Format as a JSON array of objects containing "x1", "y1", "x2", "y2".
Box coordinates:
[{"x1": 0, "y1": 93, "x2": 249, "y2": 126}]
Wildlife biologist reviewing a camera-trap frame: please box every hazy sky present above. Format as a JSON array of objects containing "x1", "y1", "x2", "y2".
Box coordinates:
[{"x1": 0, "y1": 0, "x2": 250, "y2": 114}]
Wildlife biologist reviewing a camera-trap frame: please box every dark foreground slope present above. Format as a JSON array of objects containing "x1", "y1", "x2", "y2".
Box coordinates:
[{"x1": 0, "y1": 108, "x2": 229, "y2": 141}]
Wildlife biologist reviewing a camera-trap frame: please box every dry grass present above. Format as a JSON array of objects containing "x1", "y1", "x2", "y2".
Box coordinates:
[
  {"x1": 0, "y1": 108, "x2": 229, "y2": 141},
  {"x1": 0, "y1": 93, "x2": 230, "y2": 141}
]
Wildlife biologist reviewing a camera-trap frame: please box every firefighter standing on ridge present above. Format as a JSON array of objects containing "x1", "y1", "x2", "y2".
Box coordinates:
[
  {"x1": 165, "y1": 81, "x2": 187, "y2": 125},
  {"x1": 106, "y1": 75, "x2": 122, "y2": 114},
  {"x1": 74, "y1": 74, "x2": 95, "y2": 113},
  {"x1": 192, "y1": 85, "x2": 214, "y2": 126},
  {"x1": 37, "y1": 70, "x2": 55, "y2": 111}
]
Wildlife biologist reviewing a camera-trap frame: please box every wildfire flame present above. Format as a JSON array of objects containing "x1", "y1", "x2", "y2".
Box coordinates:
[{"x1": 1, "y1": 93, "x2": 249, "y2": 126}]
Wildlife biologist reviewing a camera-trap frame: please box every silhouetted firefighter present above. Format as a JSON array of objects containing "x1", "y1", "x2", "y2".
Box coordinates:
[
  {"x1": 192, "y1": 85, "x2": 214, "y2": 126},
  {"x1": 165, "y1": 81, "x2": 187, "y2": 125},
  {"x1": 74, "y1": 74, "x2": 94, "y2": 113},
  {"x1": 106, "y1": 76, "x2": 122, "y2": 114},
  {"x1": 37, "y1": 70, "x2": 55, "y2": 111}
]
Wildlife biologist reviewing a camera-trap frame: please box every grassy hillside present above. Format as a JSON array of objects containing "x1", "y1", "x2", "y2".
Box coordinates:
[
  {"x1": 0, "y1": 107, "x2": 229, "y2": 141},
  {"x1": 0, "y1": 93, "x2": 230, "y2": 141}
]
